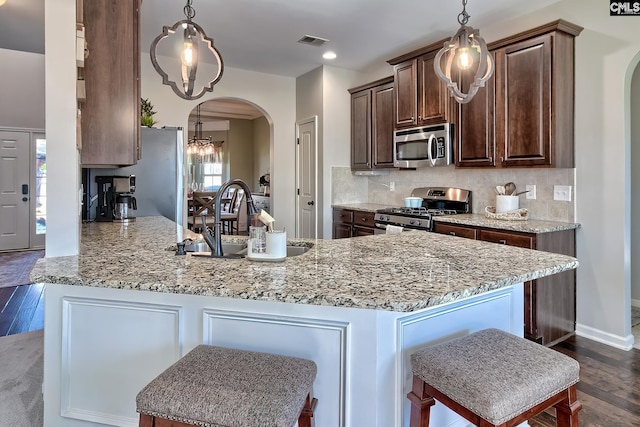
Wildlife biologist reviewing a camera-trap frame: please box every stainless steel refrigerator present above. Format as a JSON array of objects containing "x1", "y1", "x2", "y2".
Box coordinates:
[{"x1": 88, "y1": 127, "x2": 185, "y2": 224}]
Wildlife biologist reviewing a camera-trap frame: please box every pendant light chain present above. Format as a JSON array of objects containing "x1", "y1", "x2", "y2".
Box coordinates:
[
  {"x1": 184, "y1": 0, "x2": 196, "y2": 21},
  {"x1": 457, "y1": 0, "x2": 470, "y2": 26}
]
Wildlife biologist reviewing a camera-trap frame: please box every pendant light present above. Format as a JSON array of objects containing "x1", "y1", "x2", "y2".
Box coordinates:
[
  {"x1": 150, "y1": 0, "x2": 224, "y2": 100},
  {"x1": 434, "y1": 0, "x2": 494, "y2": 104}
]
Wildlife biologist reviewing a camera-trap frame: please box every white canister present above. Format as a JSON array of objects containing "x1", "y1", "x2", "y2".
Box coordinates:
[
  {"x1": 266, "y1": 230, "x2": 287, "y2": 259},
  {"x1": 495, "y1": 195, "x2": 519, "y2": 213}
]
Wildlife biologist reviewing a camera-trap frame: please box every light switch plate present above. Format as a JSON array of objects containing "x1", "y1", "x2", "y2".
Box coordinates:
[
  {"x1": 389, "y1": 181, "x2": 395, "y2": 191},
  {"x1": 526, "y1": 185, "x2": 536, "y2": 200},
  {"x1": 553, "y1": 185, "x2": 572, "y2": 201}
]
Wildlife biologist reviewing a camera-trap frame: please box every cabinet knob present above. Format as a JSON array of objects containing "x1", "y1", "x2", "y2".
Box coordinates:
[
  {"x1": 488, "y1": 157, "x2": 493, "y2": 163},
  {"x1": 500, "y1": 157, "x2": 504, "y2": 163}
]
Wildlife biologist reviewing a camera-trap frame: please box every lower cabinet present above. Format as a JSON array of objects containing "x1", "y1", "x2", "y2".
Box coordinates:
[
  {"x1": 433, "y1": 222, "x2": 576, "y2": 346},
  {"x1": 333, "y1": 208, "x2": 376, "y2": 238}
]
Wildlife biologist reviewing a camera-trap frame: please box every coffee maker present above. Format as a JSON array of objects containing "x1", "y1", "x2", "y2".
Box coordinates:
[{"x1": 95, "y1": 175, "x2": 137, "y2": 222}]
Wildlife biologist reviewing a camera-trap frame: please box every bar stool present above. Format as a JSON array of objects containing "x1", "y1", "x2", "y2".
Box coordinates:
[
  {"x1": 407, "y1": 328, "x2": 581, "y2": 427},
  {"x1": 136, "y1": 345, "x2": 318, "y2": 427}
]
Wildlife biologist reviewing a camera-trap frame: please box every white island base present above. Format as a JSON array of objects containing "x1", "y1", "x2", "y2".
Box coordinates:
[{"x1": 43, "y1": 282, "x2": 524, "y2": 427}]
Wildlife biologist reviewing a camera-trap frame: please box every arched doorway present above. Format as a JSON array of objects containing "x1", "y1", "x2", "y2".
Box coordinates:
[
  {"x1": 185, "y1": 98, "x2": 273, "y2": 233},
  {"x1": 630, "y1": 58, "x2": 640, "y2": 347}
]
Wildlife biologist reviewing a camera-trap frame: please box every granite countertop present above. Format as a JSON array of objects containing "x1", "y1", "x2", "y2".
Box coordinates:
[
  {"x1": 434, "y1": 214, "x2": 580, "y2": 234},
  {"x1": 30, "y1": 216, "x2": 578, "y2": 312},
  {"x1": 332, "y1": 203, "x2": 394, "y2": 213}
]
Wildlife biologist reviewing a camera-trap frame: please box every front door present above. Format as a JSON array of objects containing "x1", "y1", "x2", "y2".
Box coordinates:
[
  {"x1": 296, "y1": 118, "x2": 317, "y2": 238},
  {"x1": 0, "y1": 131, "x2": 31, "y2": 251}
]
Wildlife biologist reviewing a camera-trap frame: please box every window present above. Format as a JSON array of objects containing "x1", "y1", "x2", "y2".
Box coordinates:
[
  {"x1": 35, "y1": 138, "x2": 46, "y2": 234},
  {"x1": 203, "y1": 161, "x2": 223, "y2": 191}
]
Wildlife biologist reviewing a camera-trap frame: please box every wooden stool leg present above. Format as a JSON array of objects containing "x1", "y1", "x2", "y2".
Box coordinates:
[
  {"x1": 407, "y1": 375, "x2": 436, "y2": 427},
  {"x1": 554, "y1": 385, "x2": 582, "y2": 427},
  {"x1": 298, "y1": 393, "x2": 318, "y2": 427}
]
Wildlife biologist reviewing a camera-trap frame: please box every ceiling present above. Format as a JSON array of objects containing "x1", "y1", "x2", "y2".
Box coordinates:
[{"x1": 0, "y1": 0, "x2": 562, "y2": 122}]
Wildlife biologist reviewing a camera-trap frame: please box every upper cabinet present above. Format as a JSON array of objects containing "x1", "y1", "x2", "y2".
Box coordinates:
[
  {"x1": 388, "y1": 41, "x2": 452, "y2": 129},
  {"x1": 80, "y1": 0, "x2": 141, "y2": 167},
  {"x1": 349, "y1": 77, "x2": 395, "y2": 171},
  {"x1": 388, "y1": 20, "x2": 582, "y2": 169},
  {"x1": 455, "y1": 20, "x2": 583, "y2": 168}
]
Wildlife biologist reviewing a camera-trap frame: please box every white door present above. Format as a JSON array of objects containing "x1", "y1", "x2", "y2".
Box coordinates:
[
  {"x1": 296, "y1": 118, "x2": 317, "y2": 238},
  {"x1": 0, "y1": 131, "x2": 31, "y2": 251}
]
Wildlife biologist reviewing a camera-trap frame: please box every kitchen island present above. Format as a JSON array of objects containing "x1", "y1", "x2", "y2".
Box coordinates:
[{"x1": 31, "y1": 216, "x2": 578, "y2": 427}]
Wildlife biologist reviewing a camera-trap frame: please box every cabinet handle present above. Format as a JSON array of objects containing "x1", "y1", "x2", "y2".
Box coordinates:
[
  {"x1": 488, "y1": 157, "x2": 493, "y2": 162},
  {"x1": 449, "y1": 232, "x2": 456, "y2": 236},
  {"x1": 418, "y1": 115, "x2": 422, "y2": 120},
  {"x1": 500, "y1": 157, "x2": 504, "y2": 163},
  {"x1": 361, "y1": 217, "x2": 368, "y2": 222},
  {"x1": 411, "y1": 116, "x2": 415, "y2": 121},
  {"x1": 499, "y1": 239, "x2": 507, "y2": 244}
]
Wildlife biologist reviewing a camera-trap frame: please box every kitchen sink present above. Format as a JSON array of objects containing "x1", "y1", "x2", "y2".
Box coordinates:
[
  {"x1": 184, "y1": 242, "x2": 247, "y2": 254},
  {"x1": 184, "y1": 241, "x2": 312, "y2": 258}
]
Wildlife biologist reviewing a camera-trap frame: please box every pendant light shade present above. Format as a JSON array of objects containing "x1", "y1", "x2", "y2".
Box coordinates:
[
  {"x1": 434, "y1": 0, "x2": 494, "y2": 104},
  {"x1": 150, "y1": 1, "x2": 224, "y2": 100}
]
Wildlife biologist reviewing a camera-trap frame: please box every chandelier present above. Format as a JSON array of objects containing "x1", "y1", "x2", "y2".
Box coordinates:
[
  {"x1": 150, "y1": 0, "x2": 224, "y2": 100},
  {"x1": 187, "y1": 105, "x2": 224, "y2": 162},
  {"x1": 433, "y1": 0, "x2": 494, "y2": 104}
]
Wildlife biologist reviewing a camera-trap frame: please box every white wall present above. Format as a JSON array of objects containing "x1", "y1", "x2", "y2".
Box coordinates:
[
  {"x1": 0, "y1": 48, "x2": 45, "y2": 129},
  {"x1": 142, "y1": 56, "x2": 296, "y2": 233},
  {"x1": 321, "y1": 66, "x2": 363, "y2": 239}
]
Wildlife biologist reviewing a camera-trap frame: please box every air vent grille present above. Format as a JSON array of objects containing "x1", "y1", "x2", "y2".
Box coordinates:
[{"x1": 297, "y1": 35, "x2": 329, "y2": 47}]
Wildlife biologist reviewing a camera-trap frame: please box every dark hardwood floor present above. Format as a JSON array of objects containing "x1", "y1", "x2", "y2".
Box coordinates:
[
  {"x1": 0, "y1": 283, "x2": 639, "y2": 425},
  {"x1": 0, "y1": 283, "x2": 45, "y2": 335}
]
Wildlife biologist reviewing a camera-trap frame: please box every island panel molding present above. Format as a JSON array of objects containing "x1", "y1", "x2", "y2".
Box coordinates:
[
  {"x1": 203, "y1": 309, "x2": 349, "y2": 427},
  {"x1": 394, "y1": 286, "x2": 519, "y2": 425},
  {"x1": 60, "y1": 296, "x2": 182, "y2": 425}
]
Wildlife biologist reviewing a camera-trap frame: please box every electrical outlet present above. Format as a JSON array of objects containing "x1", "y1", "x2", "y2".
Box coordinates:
[
  {"x1": 389, "y1": 181, "x2": 395, "y2": 191},
  {"x1": 553, "y1": 185, "x2": 572, "y2": 202},
  {"x1": 526, "y1": 184, "x2": 536, "y2": 200}
]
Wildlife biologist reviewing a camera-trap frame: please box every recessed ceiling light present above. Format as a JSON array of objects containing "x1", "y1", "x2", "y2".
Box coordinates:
[
  {"x1": 0, "y1": 0, "x2": 8, "y2": 6},
  {"x1": 323, "y1": 51, "x2": 337, "y2": 60}
]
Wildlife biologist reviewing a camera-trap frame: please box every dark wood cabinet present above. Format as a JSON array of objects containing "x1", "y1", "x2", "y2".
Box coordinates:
[
  {"x1": 389, "y1": 45, "x2": 451, "y2": 129},
  {"x1": 349, "y1": 77, "x2": 395, "y2": 171},
  {"x1": 454, "y1": 20, "x2": 582, "y2": 169},
  {"x1": 453, "y1": 59, "x2": 497, "y2": 168},
  {"x1": 81, "y1": 0, "x2": 141, "y2": 167},
  {"x1": 433, "y1": 221, "x2": 576, "y2": 345},
  {"x1": 332, "y1": 208, "x2": 376, "y2": 238}
]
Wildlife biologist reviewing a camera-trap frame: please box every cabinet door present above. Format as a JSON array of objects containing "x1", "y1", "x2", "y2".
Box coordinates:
[
  {"x1": 81, "y1": 0, "x2": 140, "y2": 167},
  {"x1": 371, "y1": 83, "x2": 395, "y2": 168},
  {"x1": 495, "y1": 34, "x2": 552, "y2": 167},
  {"x1": 454, "y1": 59, "x2": 496, "y2": 168},
  {"x1": 417, "y1": 51, "x2": 450, "y2": 126},
  {"x1": 353, "y1": 226, "x2": 375, "y2": 237},
  {"x1": 333, "y1": 224, "x2": 353, "y2": 239},
  {"x1": 394, "y1": 59, "x2": 418, "y2": 128},
  {"x1": 433, "y1": 223, "x2": 477, "y2": 239},
  {"x1": 350, "y1": 90, "x2": 372, "y2": 170}
]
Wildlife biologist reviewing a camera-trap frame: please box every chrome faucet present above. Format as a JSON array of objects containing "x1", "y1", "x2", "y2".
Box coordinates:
[{"x1": 204, "y1": 179, "x2": 258, "y2": 257}]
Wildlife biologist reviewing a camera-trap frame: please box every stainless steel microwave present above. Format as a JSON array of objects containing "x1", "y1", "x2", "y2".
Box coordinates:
[{"x1": 394, "y1": 123, "x2": 453, "y2": 168}]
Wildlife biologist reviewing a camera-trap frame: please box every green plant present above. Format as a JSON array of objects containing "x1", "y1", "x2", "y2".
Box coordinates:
[{"x1": 141, "y1": 97, "x2": 158, "y2": 127}]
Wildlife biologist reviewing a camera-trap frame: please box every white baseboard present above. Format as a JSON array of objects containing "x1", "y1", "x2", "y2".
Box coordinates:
[{"x1": 575, "y1": 323, "x2": 635, "y2": 350}]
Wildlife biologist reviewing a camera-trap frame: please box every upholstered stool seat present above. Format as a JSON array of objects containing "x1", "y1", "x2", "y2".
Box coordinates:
[
  {"x1": 408, "y1": 328, "x2": 581, "y2": 427},
  {"x1": 136, "y1": 345, "x2": 318, "y2": 427}
]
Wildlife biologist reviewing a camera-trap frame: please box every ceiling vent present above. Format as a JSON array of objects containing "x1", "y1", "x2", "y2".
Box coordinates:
[{"x1": 297, "y1": 35, "x2": 329, "y2": 47}]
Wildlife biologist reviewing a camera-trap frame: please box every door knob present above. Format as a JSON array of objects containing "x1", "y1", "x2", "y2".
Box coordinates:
[{"x1": 307, "y1": 201, "x2": 314, "y2": 206}]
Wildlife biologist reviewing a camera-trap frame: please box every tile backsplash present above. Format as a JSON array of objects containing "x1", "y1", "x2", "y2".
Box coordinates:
[{"x1": 331, "y1": 166, "x2": 576, "y2": 222}]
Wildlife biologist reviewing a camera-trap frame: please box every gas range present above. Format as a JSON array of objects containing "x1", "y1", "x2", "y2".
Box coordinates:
[{"x1": 374, "y1": 187, "x2": 471, "y2": 232}]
